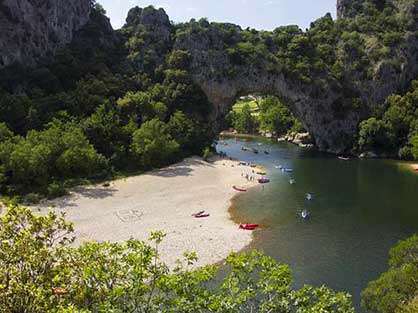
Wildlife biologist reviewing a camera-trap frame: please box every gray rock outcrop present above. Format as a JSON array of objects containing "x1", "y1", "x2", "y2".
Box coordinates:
[{"x1": 0, "y1": 0, "x2": 91, "y2": 68}]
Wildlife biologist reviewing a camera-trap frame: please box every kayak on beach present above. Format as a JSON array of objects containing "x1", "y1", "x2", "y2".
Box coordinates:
[
  {"x1": 239, "y1": 223, "x2": 259, "y2": 230},
  {"x1": 233, "y1": 185, "x2": 247, "y2": 192},
  {"x1": 192, "y1": 211, "x2": 210, "y2": 218}
]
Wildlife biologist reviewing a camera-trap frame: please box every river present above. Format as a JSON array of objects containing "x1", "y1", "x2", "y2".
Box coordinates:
[{"x1": 217, "y1": 136, "x2": 418, "y2": 311}]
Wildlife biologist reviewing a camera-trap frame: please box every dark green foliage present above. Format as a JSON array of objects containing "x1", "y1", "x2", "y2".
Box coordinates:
[
  {"x1": 0, "y1": 206, "x2": 355, "y2": 313},
  {"x1": 227, "y1": 104, "x2": 258, "y2": 134},
  {"x1": 259, "y1": 96, "x2": 301, "y2": 135},
  {"x1": 357, "y1": 79, "x2": 418, "y2": 159},
  {"x1": 131, "y1": 119, "x2": 180, "y2": 168},
  {"x1": 167, "y1": 111, "x2": 212, "y2": 156},
  {"x1": 0, "y1": 5, "x2": 214, "y2": 199},
  {"x1": 361, "y1": 235, "x2": 418, "y2": 313},
  {"x1": 0, "y1": 120, "x2": 107, "y2": 195},
  {"x1": 227, "y1": 96, "x2": 303, "y2": 136},
  {"x1": 1, "y1": 0, "x2": 417, "y2": 197}
]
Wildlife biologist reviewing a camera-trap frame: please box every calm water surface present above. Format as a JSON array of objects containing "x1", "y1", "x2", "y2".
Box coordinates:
[{"x1": 217, "y1": 136, "x2": 418, "y2": 311}]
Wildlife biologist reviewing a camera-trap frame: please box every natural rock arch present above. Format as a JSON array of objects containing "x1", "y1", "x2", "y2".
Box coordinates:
[
  {"x1": 1, "y1": 0, "x2": 418, "y2": 154},
  {"x1": 170, "y1": 0, "x2": 418, "y2": 154}
]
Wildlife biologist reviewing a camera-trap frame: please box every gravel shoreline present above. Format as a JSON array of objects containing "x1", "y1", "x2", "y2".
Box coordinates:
[{"x1": 35, "y1": 157, "x2": 258, "y2": 268}]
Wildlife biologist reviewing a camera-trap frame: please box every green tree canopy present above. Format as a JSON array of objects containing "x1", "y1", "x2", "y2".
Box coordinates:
[
  {"x1": 361, "y1": 235, "x2": 418, "y2": 313},
  {"x1": 131, "y1": 119, "x2": 180, "y2": 168},
  {"x1": 0, "y1": 205, "x2": 355, "y2": 313}
]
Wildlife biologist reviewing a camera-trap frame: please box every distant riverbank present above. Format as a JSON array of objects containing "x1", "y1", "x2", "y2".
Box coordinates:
[{"x1": 33, "y1": 157, "x2": 257, "y2": 268}]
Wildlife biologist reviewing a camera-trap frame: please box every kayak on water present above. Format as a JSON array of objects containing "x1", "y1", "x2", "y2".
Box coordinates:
[
  {"x1": 338, "y1": 156, "x2": 350, "y2": 161},
  {"x1": 258, "y1": 178, "x2": 270, "y2": 184},
  {"x1": 300, "y1": 210, "x2": 309, "y2": 219}
]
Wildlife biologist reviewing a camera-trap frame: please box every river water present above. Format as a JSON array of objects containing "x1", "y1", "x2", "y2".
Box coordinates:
[{"x1": 217, "y1": 136, "x2": 418, "y2": 311}]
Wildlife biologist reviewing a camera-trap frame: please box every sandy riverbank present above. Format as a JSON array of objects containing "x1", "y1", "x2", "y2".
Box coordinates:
[
  {"x1": 35, "y1": 157, "x2": 258, "y2": 268},
  {"x1": 410, "y1": 163, "x2": 418, "y2": 172}
]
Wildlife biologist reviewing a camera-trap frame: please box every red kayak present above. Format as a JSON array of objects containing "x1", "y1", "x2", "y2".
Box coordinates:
[
  {"x1": 233, "y1": 185, "x2": 247, "y2": 192},
  {"x1": 239, "y1": 224, "x2": 259, "y2": 230}
]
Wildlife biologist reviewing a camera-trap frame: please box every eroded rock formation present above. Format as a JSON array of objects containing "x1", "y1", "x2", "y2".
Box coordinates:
[
  {"x1": 0, "y1": 0, "x2": 91, "y2": 68},
  {"x1": 2, "y1": 1, "x2": 418, "y2": 154}
]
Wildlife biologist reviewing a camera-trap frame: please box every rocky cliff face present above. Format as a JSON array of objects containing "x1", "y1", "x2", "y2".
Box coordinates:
[
  {"x1": 336, "y1": 0, "x2": 364, "y2": 18},
  {"x1": 2, "y1": 1, "x2": 418, "y2": 154},
  {"x1": 0, "y1": 0, "x2": 91, "y2": 68},
  {"x1": 171, "y1": 1, "x2": 418, "y2": 153},
  {"x1": 173, "y1": 23, "x2": 358, "y2": 152},
  {"x1": 122, "y1": 6, "x2": 173, "y2": 72}
]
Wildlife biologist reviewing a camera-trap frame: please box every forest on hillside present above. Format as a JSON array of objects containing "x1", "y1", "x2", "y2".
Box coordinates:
[
  {"x1": 0, "y1": 0, "x2": 418, "y2": 201},
  {"x1": 0, "y1": 1, "x2": 417, "y2": 312}
]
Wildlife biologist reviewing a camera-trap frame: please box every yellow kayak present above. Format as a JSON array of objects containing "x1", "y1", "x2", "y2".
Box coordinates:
[
  {"x1": 256, "y1": 165, "x2": 264, "y2": 170},
  {"x1": 257, "y1": 171, "x2": 267, "y2": 175}
]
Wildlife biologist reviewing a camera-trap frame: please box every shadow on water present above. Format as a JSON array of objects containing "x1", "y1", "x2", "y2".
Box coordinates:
[{"x1": 218, "y1": 136, "x2": 418, "y2": 312}]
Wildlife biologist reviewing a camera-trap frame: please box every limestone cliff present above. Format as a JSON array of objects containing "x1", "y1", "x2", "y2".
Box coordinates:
[
  {"x1": 0, "y1": 0, "x2": 91, "y2": 68},
  {"x1": 173, "y1": 21, "x2": 358, "y2": 152},
  {"x1": 337, "y1": 0, "x2": 365, "y2": 18},
  {"x1": 2, "y1": 1, "x2": 418, "y2": 154}
]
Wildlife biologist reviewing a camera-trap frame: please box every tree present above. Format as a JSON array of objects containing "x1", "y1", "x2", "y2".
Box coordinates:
[
  {"x1": 0, "y1": 122, "x2": 13, "y2": 142},
  {"x1": 410, "y1": 135, "x2": 418, "y2": 160},
  {"x1": 117, "y1": 91, "x2": 167, "y2": 123},
  {"x1": 259, "y1": 96, "x2": 296, "y2": 135},
  {"x1": 0, "y1": 205, "x2": 355, "y2": 313},
  {"x1": 361, "y1": 235, "x2": 418, "y2": 313},
  {"x1": 131, "y1": 119, "x2": 180, "y2": 168},
  {"x1": 358, "y1": 118, "x2": 394, "y2": 153},
  {"x1": 231, "y1": 104, "x2": 257, "y2": 134},
  {"x1": 0, "y1": 206, "x2": 74, "y2": 313},
  {"x1": 0, "y1": 120, "x2": 106, "y2": 195},
  {"x1": 167, "y1": 111, "x2": 210, "y2": 155},
  {"x1": 83, "y1": 103, "x2": 125, "y2": 158}
]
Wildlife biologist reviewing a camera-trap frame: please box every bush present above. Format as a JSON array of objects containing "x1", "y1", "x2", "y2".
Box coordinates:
[
  {"x1": 362, "y1": 235, "x2": 418, "y2": 313},
  {"x1": 47, "y1": 182, "x2": 67, "y2": 199},
  {"x1": 23, "y1": 193, "x2": 43, "y2": 204},
  {"x1": 131, "y1": 119, "x2": 180, "y2": 168},
  {"x1": 0, "y1": 206, "x2": 355, "y2": 313},
  {"x1": 202, "y1": 147, "x2": 212, "y2": 161}
]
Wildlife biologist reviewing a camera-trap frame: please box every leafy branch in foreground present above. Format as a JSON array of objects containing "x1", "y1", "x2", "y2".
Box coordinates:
[{"x1": 0, "y1": 206, "x2": 354, "y2": 312}]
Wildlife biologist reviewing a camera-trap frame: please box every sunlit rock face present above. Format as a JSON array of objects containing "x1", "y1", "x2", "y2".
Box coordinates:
[
  {"x1": 173, "y1": 26, "x2": 358, "y2": 153},
  {"x1": 2, "y1": 1, "x2": 418, "y2": 154},
  {"x1": 171, "y1": 1, "x2": 418, "y2": 153},
  {"x1": 0, "y1": 0, "x2": 91, "y2": 68}
]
